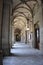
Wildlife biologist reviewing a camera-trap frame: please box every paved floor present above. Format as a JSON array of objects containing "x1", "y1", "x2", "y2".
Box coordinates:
[
  {"x1": 3, "y1": 42, "x2": 43, "y2": 65},
  {"x1": 10, "y1": 42, "x2": 43, "y2": 56}
]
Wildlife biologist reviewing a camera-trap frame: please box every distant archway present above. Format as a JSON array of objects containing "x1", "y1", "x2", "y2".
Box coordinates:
[{"x1": 14, "y1": 28, "x2": 21, "y2": 42}]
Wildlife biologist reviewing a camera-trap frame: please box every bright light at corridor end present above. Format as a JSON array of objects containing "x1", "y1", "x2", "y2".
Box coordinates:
[{"x1": 26, "y1": 28, "x2": 30, "y2": 31}]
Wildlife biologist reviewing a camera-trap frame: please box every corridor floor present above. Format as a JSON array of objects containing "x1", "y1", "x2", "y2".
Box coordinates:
[
  {"x1": 3, "y1": 42, "x2": 43, "y2": 65},
  {"x1": 11, "y1": 42, "x2": 43, "y2": 56}
]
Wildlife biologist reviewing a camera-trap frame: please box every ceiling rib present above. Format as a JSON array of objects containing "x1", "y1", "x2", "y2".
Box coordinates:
[
  {"x1": 13, "y1": 17, "x2": 27, "y2": 25},
  {"x1": 13, "y1": 6, "x2": 32, "y2": 14},
  {"x1": 12, "y1": 12, "x2": 28, "y2": 22},
  {"x1": 12, "y1": 0, "x2": 38, "y2": 14}
]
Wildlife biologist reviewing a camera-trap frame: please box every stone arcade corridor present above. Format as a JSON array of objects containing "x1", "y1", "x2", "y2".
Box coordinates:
[{"x1": 0, "y1": 0, "x2": 43, "y2": 65}]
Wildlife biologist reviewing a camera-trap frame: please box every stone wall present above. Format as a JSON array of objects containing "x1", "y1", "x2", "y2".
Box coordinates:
[
  {"x1": 40, "y1": 3, "x2": 43, "y2": 51},
  {"x1": 33, "y1": 0, "x2": 43, "y2": 51},
  {"x1": 2, "y1": 0, "x2": 12, "y2": 56},
  {"x1": 0, "y1": 0, "x2": 3, "y2": 50},
  {"x1": 0, "y1": 0, "x2": 3, "y2": 64}
]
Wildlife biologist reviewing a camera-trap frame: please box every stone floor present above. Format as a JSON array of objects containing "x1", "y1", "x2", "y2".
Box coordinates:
[
  {"x1": 3, "y1": 42, "x2": 43, "y2": 65},
  {"x1": 3, "y1": 55, "x2": 43, "y2": 65},
  {"x1": 10, "y1": 42, "x2": 43, "y2": 56}
]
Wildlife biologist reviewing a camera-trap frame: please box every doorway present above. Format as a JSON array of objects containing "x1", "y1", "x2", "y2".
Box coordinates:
[
  {"x1": 15, "y1": 28, "x2": 21, "y2": 42},
  {"x1": 34, "y1": 23, "x2": 40, "y2": 49},
  {"x1": 15, "y1": 33, "x2": 21, "y2": 41}
]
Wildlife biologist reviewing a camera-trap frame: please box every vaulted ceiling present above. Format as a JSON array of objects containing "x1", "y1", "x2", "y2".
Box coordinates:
[{"x1": 12, "y1": 0, "x2": 39, "y2": 30}]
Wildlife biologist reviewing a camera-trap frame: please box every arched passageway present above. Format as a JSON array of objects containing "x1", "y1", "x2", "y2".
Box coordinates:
[
  {"x1": 9, "y1": 0, "x2": 43, "y2": 56},
  {"x1": 14, "y1": 28, "x2": 21, "y2": 42},
  {"x1": 0, "y1": 0, "x2": 43, "y2": 65},
  {"x1": 11, "y1": 1, "x2": 32, "y2": 45},
  {"x1": 0, "y1": 0, "x2": 43, "y2": 58},
  {"x1": 11, "y1": 0, "x2": 39, "y2": 48}
]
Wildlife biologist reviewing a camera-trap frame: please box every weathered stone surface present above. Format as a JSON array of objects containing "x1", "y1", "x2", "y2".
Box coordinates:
[{"x1": 2, "y1": 3, "x2": 10, "y2": 56}]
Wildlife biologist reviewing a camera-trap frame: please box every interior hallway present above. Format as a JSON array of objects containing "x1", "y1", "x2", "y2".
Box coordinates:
[{"x1": 0, "y1": 0, "x2": 43, "y2": 65}]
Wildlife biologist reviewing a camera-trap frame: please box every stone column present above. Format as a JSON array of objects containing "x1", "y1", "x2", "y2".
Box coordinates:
[
  {"x1": 32, "y1": 12, "x2": 36, "y2": 48},
  {"x1": 0, "y1": 0, "x2": 3, "y2": 65},
  {"x1": 0, "y1": 0, "x2": 3, "y2": 50},
  {"x1": 12, "y1": 26, "x2": 15, "y2": 45},
  {"x1": 21, "y1": 28, "x2": 25, "y2": 43},
  {"x1": 29, "y1": 21, "x2": 35, "y2": 48},
  {"x1": 2, "y1": 0, "x2": 11, "y2": 56},
  {"x1": 40, "y1": 3, "x2": 43, "y2": 52},
  {"x1": 9, "y1": 21, "x2": 12, "y2": 48},
  {"x1": 31, "y1": 24, "x2": 35, "y2": 48},
  {"x1": 25, "y1": 30, "x2": 27, "y2": 43}
]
